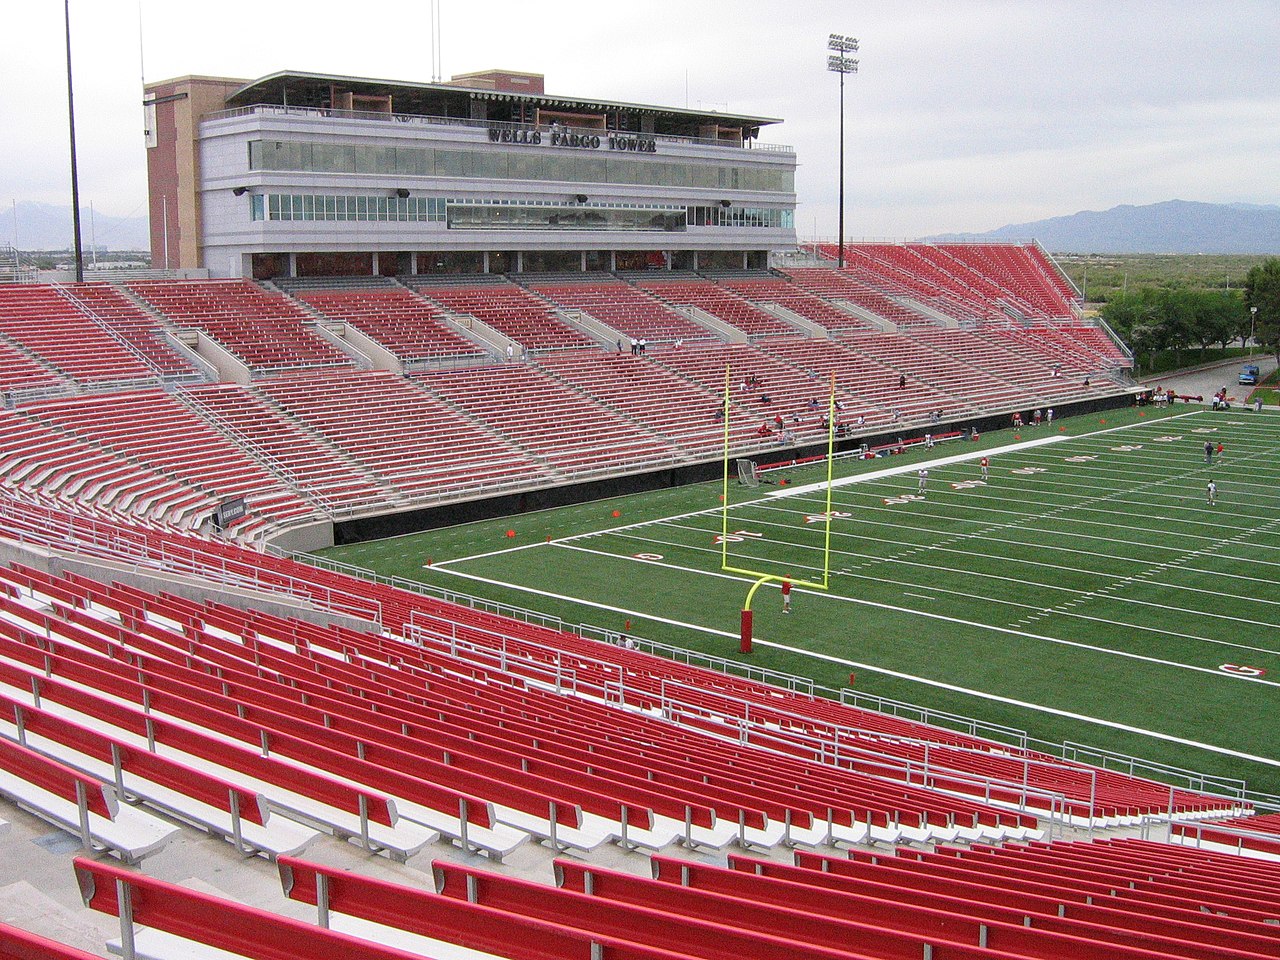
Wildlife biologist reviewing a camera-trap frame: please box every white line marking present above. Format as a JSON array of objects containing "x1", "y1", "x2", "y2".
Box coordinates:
[
  {"x1": 428, "y1": 565, "x2": 1280, "y2": 769},
  {"x1": 441, "y1": 545, "x2": 1280, "y2": 689}
]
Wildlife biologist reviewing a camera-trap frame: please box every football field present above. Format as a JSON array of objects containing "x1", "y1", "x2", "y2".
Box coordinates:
[{"x1": 318, "y1": 405, "x2": 1280, "y2": 798}]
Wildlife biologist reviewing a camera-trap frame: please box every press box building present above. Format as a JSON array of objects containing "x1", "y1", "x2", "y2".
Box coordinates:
[{"x1": 143, "y1": 69, "x2": 798, "y2": 279}]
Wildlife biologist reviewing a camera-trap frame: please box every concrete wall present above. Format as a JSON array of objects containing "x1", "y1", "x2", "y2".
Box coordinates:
[
  {"x1": 264, "y1": 518, "x2": 335, "y2": 553},
  {"x1": 331, "y1": 389, "x2": 1140, "y2": 545}
]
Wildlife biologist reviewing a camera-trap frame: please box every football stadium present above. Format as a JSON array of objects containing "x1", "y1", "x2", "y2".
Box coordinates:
[{"x1": 2, "y1": 16, "x2": 1280, "y2": 960}]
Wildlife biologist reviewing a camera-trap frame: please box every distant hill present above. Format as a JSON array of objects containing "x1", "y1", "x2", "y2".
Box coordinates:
[
  {"x1": 927, "y1": 200, "x2": 1280, "y2": 254},
  {"x1": 1, "y1": 202, "x2": 149, "y2": 252}
]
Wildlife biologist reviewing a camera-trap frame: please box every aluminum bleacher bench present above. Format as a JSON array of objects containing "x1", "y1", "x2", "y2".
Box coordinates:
[
  {"x1": 0, "y1": 632, "x2": 435, "y2": 863},
  {"x1": 0, "y1": 920, "x2": 106, "y2": 960},
  {"x1": 0, "y1": 691, "x2": 321, "y2": 860},
  {"x1": 76, "y1": 858, "x2": 482, "y2": 960},
  {"x1": 0, "y1": 736, "x2": 177, "y2": 865}
]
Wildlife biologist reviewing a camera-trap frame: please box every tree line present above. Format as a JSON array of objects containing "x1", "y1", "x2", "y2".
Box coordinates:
[{"x1": 1101, "y1": 257, "x2": 1280, "y2": 366}]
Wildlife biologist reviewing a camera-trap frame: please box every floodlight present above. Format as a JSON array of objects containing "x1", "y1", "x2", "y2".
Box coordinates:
[{"x1": 826, "y1": 31, "x2": 860, "y2": 270}]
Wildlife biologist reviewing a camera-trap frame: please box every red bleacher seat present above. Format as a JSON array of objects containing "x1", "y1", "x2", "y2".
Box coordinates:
[
  {"x1": 295, "y1": 286, "x2": 488, "y2": 363},
  {"x1": 635, "y1": 278, "x2": 797, "y2": 337},
  {"x1": 0, "y1": 285, "x2": 155, "y2": 385},
  {"x1": 128, "y1": 279, "x2": 352, "y2": 372},
  {"x1": 411, "y1": 281, "x2": 597, "y2": 351}
]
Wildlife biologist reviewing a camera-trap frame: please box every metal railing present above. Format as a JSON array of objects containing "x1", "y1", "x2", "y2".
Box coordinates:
[
  {"x1": 0, "y1": 245, "x2": 38, "y2": 283},
  {"x1": 204, "y1": 103, "x2": 795, "y2": 153},
  {"x1": 2, "y1": 488, "x2": 1261, "y2": 833},
  {"x1": 401, "y1": 621, "x2": 1075, "y2": 833},
  {"x1": 1091, "y1": 313, "x2": 1135, "y2": 365}
]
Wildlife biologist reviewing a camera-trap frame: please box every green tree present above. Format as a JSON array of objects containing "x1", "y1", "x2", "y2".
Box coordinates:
[
  {"x1": 1244, "y1": 258, "x2": 1280, "y2": 361},
  {"x1": 1189, "y1": 289, "x2": 1242, "y2": 355},
  {"x1": 1103, "y1": 286, "x2": 1246, "y2": 370}
]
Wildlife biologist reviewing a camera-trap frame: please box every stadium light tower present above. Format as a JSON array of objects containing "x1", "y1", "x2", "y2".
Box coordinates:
[
  {"x1": 1251, "y1": 304, "x2": 1258, "y2": 355},
  {"x1": 827, "y1": 33, "x2": 859, "y2": 270}
]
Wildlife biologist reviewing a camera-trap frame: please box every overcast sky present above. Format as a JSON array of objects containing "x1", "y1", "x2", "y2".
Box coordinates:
[{"x1": 5, "y1": 0, "x2": 1278, "y2": 241}]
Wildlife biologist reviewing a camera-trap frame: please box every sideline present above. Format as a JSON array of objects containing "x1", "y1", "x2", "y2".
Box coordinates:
[{"x1": 428, "y1": 564, "x2": 1280, "y2": 770}]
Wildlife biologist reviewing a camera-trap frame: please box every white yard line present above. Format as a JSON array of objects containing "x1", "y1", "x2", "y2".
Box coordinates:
[
  {"x1": 428, "y1": 563, "x2": 1280, "y2": 770},
  {"x1": 435, "y1": 409, "x2": 1279, "y2": 655},
  {"x1": 437, "y1": 547, "x2": 1280, "y2": 686}
]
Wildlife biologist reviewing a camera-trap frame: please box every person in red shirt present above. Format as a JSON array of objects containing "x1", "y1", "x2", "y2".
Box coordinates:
[
  {"x1": 1216, "y1": 442, "x2": 1224, "y2": 460},
  {"x1": 980, "y1": 456, "x2": 989, "y2": 481},
  {"x1": 781, "y1": 578, "x2": 792, "y2": 614}
]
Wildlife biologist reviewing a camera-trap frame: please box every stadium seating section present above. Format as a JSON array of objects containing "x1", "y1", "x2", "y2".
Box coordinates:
[
  {"x1": 295, "y1": 285, "x2": 489, "y2": 363},
  {"x1": 59, "y1": 282, "x2": 205, "y2": 378},
  {"x1": 407, "y1": 278, "x2": 598, "y2": 351},
  {"x1": 636, "y1": 276, "x2": 800, "y2": 336},
  {"x1": 416, "y1": 363, "x2": 680, "y2": 475},
  {"x1": 0, "y1": 246, "x2": 1118, "y2": 541},
  {"x1": 0, "y1": 490, "x2": 1265, "y2": 958},
  {"x1": 531, "y1": 278, "x2": 716, "y2": 343},
  {"x1": 127, "y1": 279, "x2": 353, "y2": 372},
  {"x1": 253, "y1": 370, "x2": 555, "y2": 499},
  {"x1": 0, "y1": 285, "x2": 156, "y2": 386}
]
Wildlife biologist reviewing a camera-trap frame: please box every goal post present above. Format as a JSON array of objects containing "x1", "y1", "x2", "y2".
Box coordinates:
[{"x1": 721, "y1": 364, "x2": 837, "y2": 651}]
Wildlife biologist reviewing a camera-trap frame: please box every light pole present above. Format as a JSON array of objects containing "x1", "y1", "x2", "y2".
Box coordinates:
[
  {"x1": 1250, "y1": 305, "x2": 1258, "y2": 355},
  {"x1": 827, "y1": 33, "x2": 858, "y2": 270},
  {"x1": 64, "y1": 0, "x2": 84, "y2": 282}
]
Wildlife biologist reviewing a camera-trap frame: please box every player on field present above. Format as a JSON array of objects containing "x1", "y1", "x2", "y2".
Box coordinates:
[
  {"x1": 781, "y1": 578, "x2": 792, "y2": 614},
  {"x1": 980, "y1": 456, "x2": 989, "y2": 480},
  {"x1": 917, "y1": 468, "x2": 928, "y2": 495},
  {"x1": 1207, "y1": 479, "x2": 1217, "y2": 506}
]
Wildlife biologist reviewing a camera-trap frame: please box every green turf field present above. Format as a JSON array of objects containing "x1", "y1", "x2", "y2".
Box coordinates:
[{"x1": 316, "y1": 405, "x2": 1280, "y2": 798}]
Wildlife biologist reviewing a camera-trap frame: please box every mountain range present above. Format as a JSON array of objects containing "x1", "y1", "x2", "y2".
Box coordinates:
[
  {"x1": 927, "y1": 200, "x2": 1280, "y2": 254},
  {"x1": 1, "y1": 202, "x2": 150, "y2": 252}
]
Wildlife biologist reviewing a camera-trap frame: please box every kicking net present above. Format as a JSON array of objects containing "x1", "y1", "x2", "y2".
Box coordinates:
[{"x1": 736, "y1": 458, "x2": 761, "y2": 488}]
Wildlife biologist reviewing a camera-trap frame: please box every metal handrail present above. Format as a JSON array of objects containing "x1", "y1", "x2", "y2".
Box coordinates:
[{"x1": 202, "y1": 103, "x2": 795, "y2": 153}]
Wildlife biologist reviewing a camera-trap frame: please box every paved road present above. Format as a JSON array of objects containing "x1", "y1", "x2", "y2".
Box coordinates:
[{"x1": 1141, "y1": 354, "x2": 1277, "y2": 407}]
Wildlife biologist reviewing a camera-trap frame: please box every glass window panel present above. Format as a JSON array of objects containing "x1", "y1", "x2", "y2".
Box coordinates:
[{"x1": 435, "y1": 149, "x2": 465, "y2": 177}]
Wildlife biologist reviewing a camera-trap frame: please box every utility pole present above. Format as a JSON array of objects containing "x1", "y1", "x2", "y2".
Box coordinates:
[{"x1": 64, "y1": 0, "x2": 84, "y2": 282}]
